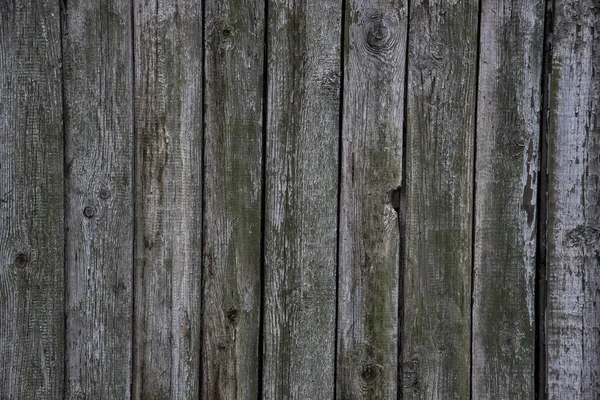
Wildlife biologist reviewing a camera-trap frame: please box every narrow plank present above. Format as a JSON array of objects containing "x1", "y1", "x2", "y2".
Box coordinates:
[
  {"x1": 546, "y1": 1, "x2": 600, "y2": 398},
  {"x1": 263, "y1": 0, "x2": 342, "y2": 398},
  {"x1": 336, "y1": 0, "x2": 407, "y2": 398},
  {"x1": 403, "y1": 0, "x2": 478, "y2": 398},
  {"x1": 63, "y1": 0, "x2": 134, "y2": 397},
  {"x1": 202, "y1": 1, "x2": 264, "y2": 398},
  {"x1": 472, "y1": 0, "x2": 545, "y2": 397},
  {"x1": 0, "y1": 1, "x2": 64, "y2": 397},
  {"x1": 132, "y1": 1, "x2": 203, "y2": 398}
]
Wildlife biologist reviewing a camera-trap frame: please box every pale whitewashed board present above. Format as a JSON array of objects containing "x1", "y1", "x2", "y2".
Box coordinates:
[{"x1": 546, "y1": 1, "x2": 600, "y2": 398}]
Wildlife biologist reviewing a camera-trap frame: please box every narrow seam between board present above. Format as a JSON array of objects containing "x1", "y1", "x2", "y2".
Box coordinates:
[
  {"x1": 257, "y1": 0, "x2": 269, "y2": 398},
  {"x1": 535, "y1": 0, "x2": 554, "y2": 397},
  {"x1": 59, "y1": 0, "x2": 68, "y2": 397},
  {"x1": 469, "y1": 0, "x2": 483, "y2": 398},
  {"x1": 198, "y1": 0, "x2": 207, "y2": 397},
  {"x1": 130, "y1": 0, "x2": 137, "y2": 397},
  {"x1": 333, "y1": 0, "x2": 346, "y2": 398},
  {"x1": 398, "y1": 0, "x2": 411, "y2": 398}
]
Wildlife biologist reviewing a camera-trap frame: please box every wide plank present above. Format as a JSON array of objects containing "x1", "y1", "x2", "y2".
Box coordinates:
[
  {"x1": 403, "y1": 0, "x2": 478, "y2": 398},
  {"x1": 263, "y1": 0, "x2": 342, "y2": 398},
  {"x1": 546, "y1": 1, "x2": 600, "y2": 398},
  {"x1": 472, "y1": 0, "x2": 545, "y2": 398},
  {"x1": 336, "y1": 0, "x2": 407, "y2": 398},
  {"x1": 0, "y1": 1, "x2": 64, "y2": 397},
  {"x1": 132, "y1": 0, "x2": 203, "y2": 398},
  {"x1": 202, "y1": 0, "x2": 264, "y2": 398},
  {"x1": 63, "y1": 0, "x2": 134, "y2": 397}
]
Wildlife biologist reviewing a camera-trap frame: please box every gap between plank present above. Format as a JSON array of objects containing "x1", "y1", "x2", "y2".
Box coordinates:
[
  {"x1": 130, "y1": 0, "x2": 138, "y2": 397},
  {"x1": 257, "y1": 0, "x2": 269, "y2": 398},
  {"x1": 535, "y1": 0, "x2": 554, "y2": 397},
  {"x1": 398, "y1": 0, "x2": 411, "y2": 397},
  {"x1": 333, "y1": 0, "x2": 346, "y2": 398},
  {"x1": 469, "y1": 0, "x2": 484, "y2": 399}
]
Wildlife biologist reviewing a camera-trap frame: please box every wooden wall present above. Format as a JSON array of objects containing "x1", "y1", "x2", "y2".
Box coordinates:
[{"x1": 1, "y1": 0, "x2": 598, "y2": 398}]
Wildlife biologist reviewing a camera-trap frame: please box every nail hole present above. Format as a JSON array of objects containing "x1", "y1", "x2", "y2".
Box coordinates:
[
  {"x1": 83, "y1": 206, "x2": 95, "y2": 218},
  {"x1": 222, "y1": 28, "x2": 231, "y2": 38},
  {"x1": 15, "y1": 253, "x2": 28, "y2": 268},
  {"x1": 99, "y1": 188, "x2": 111, "y2": 199}
]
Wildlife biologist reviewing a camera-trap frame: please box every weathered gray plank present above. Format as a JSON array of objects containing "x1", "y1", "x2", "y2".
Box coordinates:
[
  {"x1": 63, "y1": 0, "x2": 134, "y2": 397},
  {"x1": 336, "y1": 0, "x2": 407, "y2": 398},
  {"x1": 202, "y1": 1, "x2": 264, "y2": 399},
  {"x1": 263, "y1": 0, "x2": 341, "y2": 398},
  {"x1": 0, "y1": 1, "x2": 64, "y2": 398},
  {"x1": 546, "y1": 1, "x2": 600, "y2": 398},
  {"x1": 402, "y1": 0, "x2": 478, "y2": 398},
  {"x1": 132, "y1": 1, "x2": 203, "y2": 398},
  {"x1": 472, "y1": 0, "x2": 545, "y2": 398}
]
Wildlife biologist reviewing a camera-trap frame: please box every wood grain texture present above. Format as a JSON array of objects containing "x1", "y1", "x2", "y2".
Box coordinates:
[
  {"x1": 472, "y1": 0, "x2": 545, "y2": 398},
  {"x1": 0, "y1": 1, "x2": 64, "y2": 398},
  {"x1": 202, "y1": 1, "x2": 264, "y2": 399},
  {"x1": 546, "y1": 1, "x2": 600, "y2": 398},
  {"x1": 63, "y1": 0, "x2": 134, "y2": 397},
  {"x1": 132, "y1": 1, "x2": 203, "y2": 398},
  {"x1": 263, "y1": 0, "x2": 341, "y2": 398},
  {"x1": 336, "y1": 0, "x2": 407, "y2": 398},
  {"x1": 402, "y1": 0, "x2": 478, "y2": 398}
]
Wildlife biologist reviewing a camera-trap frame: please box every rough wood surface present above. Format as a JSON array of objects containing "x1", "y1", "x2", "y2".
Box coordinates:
[
  {"x1": 336, "y1": 0, "x2": 407, "y2": 398},
  {"x1": 0, "y1": 1, "x2": 64, "y2": 398},
  {"x1": 402, "y1": 0, "x2": 478, "y2": 398},
  {"x1": 202, "y1": 0, "x2": 264, "y2": 399},
  {"x1": 472, "y1": 0, "x2": 545, "y2": 398},
  {"x1": 263, "y1": 0, "x2": 341, "y2": 398},
  {"x1": 546, "y1": 1, "x2": 600, "y2": 398},
  {"x1": 63, "y1": 0, "x2": 134, "y2": 397},
  {"x1": 132, "y1": 1, "x2": 203, "y2": 398}
]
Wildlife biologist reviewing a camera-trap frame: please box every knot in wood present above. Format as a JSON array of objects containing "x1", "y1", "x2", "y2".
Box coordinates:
[
  {"x1": 226, "y1": 308, "x2": 238, "y2": 324},
  {"x1": 364, "y1": 12, "x2": 398, "y2": 55},
  {"x1": 361, "y1": 363, "x2": 378, "y2": 382}
]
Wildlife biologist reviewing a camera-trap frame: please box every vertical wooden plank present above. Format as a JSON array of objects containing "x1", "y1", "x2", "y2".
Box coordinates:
[
  {"x1": 472, "y1": 0, "x2": 545, "y2": 398},
  {"x1": 263, "y1": 0, "x2": 341, "y2": 398},
  {"x1": 132, "y1": 1, "x2": 203, "y2": 398},
  {"x1": 203, "y1": 1, "x2": 264, "y2": 399},
  {"x1": 403, "y1": 1, "x2": 478, "y2": 398},
  {"x1": 63, "y1": 0, "x2": 134, "y2": 397},
  {"x1": 0, "y1": 1, "x2": 64, "y2": 397},
  {"x1": 546, "y1": 1, "x2": 600, "y2": 398},
  {"x1": 336, "y1": 0, "x2": 406, "y2": 398}
]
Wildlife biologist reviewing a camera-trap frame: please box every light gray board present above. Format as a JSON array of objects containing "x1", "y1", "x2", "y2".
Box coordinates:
[
  {"x1": 202, "y1": 0, "x2": 264, "y2": 398},
  {"x1": 63, "y1": 0, "x2": 134, "y2": 397},
  {"x1": 262, "y1": 0, "x2": 342, "y2": 398},
  {"x1": 472, "y1": 0, "x2": 545, "y2": 398},
  {"x1": 132, "y1": 0, "x2": 203, "y2": 398},
  {"x1": 336, "y1": 0, "x2": 407, "y2": 398},
  {"x1": 546, "y1": 1, "x2": 600, "y2": 398},
  {"x1": 403, "y1": 0, "x2": 479, "y2": 398}
]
